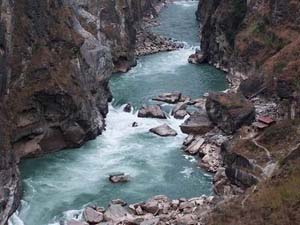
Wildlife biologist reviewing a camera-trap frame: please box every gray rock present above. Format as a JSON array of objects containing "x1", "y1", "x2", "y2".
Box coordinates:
[
  {"x1": 111, "y1": 199, "x2": 127, "y2": 206},
  {"x1": 109, "y1": 173, "x2": 130, "y2": 183},
  {"x1": 141, "y1": 218, "x2": 160, "y2": 225},
  {"x1": 83, "y1": 207, "x2": 104, "y2": 224},
  {"x1": 104, "y1": 204, "x2": 130, "y2": 222},
  {"x1": 149, "y1": 124, "x2": 177, "y2": 137},
  {"x1": 174, "y1": 110, "x2": 188, "y2": 119},
  {"x1": 138, "y1": 105, "x2": 167, "y2": 119},
  {"x1": 184, "y1": 137, "x2": 205, "y2": 155},
  {"x1": 152, "y1": 92, "x2": 182, "y2": 104},
  {"x1": 172, "y1": 102, "x2": 188, "y2": 115},
  {"x1": 180, "y1": 112, "x2": 213, "y2": 135}
]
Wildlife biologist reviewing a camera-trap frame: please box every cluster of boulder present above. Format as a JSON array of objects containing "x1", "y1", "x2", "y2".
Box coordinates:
[
  {"x1": 136, "y1": 31, "x2": 184, "y2": 56},
  {"x1": 67, "y1": 195, "x2": 217, "y2": 225},
  {"x1": 115, "y1": 88, "x2": 279, "y2": 223}
]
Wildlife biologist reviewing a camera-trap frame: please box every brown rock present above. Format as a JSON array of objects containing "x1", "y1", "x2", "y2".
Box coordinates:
[
  {"x1": 206, "y1": 92, "x2": 255, "y2": 134},
  {"x1": 180, "y1": 112, "x2": 213, "y2": 134}
]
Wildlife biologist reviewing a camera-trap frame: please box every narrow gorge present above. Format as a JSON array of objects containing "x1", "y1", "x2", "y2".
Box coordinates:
[{"x1": 1, "y1": 0, "x2": 300, "y2": 225}]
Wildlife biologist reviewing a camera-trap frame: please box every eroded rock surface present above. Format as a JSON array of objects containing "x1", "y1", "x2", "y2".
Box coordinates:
[{"x1": 206, "y1": 92, "x2": 255, "y2": 134}]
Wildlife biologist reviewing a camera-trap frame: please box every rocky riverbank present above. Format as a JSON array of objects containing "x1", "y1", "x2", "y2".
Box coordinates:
[{"x1": 0, "y1": 0, "x2": 164, "y2": 224}]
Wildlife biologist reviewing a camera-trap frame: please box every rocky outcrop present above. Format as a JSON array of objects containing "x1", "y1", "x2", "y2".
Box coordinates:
[
  {"x1": 180, "y1": 111, "x2": 213, "y2": 135},
  {"x1": 197, "y1": 0, "x2": 300, "y2": 116},
  {"x1": 206, "y1": 92, "x2": 255, "y2": 134}
]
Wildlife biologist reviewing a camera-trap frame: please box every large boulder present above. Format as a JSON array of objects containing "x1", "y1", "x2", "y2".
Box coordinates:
[
  {"x1": 83, "y1": 207, "x2": 104, "y2": 224},
  {"x1": 149, "y1": 124, "x2": 177, "y2": 137},
  {"x1": 104, "y1": 204, "x2": 130, "y2": 222},
  {"x1": 180, "y1": 112, "x2": 213, "y2": 135},
  {"x1": 206, "y1": 92, "x2": 255, "y2": 134},
  {"x1": 152, "y1": 92, "x2": 182, "y2": 104},
  {"x1": 138, "y1": 105, "x2": 167, "y2": 119},
  {"x1": 225, "y1": 167, "x2": 258, "y2": 188}
]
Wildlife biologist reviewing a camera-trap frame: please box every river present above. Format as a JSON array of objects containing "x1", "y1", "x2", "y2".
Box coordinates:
[{"x1": 9, "y1": 1, "x2": 228, "y2": 225}]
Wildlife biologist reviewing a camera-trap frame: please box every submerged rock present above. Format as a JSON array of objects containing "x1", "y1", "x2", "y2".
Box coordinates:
[
  {"x1": 138, "y1": 105, "x2": 167, "y2": 119},
  {"x1": 83, "y1": 207, "x2": 104, "y2": 224},
  {"x1": 180, "y1": 112, "x2": 213, "y2": 134},
  {"x1": 152, "y1": 92, "x2": 182, "y2": 104},
  {"x1": 206, "y1": 92, "x2": 255, "y2": 134},
  {"x1": 132, "y1": 122, "x2": 139, "y2": 127},
  {"x1": 109, "y1": 173, "x2": 130, "y2": 183},
  {"x1": 123, "y1": 103, "x2": 133, "y2": 113},
  {"x1": 149, "y1": 124, "x2": 177, "y2": 137}
]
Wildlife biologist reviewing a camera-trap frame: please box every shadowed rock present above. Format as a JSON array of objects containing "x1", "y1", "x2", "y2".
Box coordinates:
[
  {"x1": 180, "y1": 112, "x2": 213, "y2": 134},
  {"x1": 206, "y1": 92, "x2": 255, "y2": 134},
  {"x1": 123, "y1": 103, "x2": 133, "y2": 113}
]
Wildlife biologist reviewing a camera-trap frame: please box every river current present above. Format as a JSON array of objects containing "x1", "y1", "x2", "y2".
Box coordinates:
[{"x1": 9, "y1": 1, "x2": 228, "y2": 225}]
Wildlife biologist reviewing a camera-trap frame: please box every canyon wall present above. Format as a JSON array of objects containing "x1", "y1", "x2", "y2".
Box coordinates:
[
  {"x1": 0, "y1": 0, "x2": 159, "y2": 224},
  {"x1": 196, "y1": 1, "x2": 300, "y2": 224},
  {"x1": 197, "y1": 0, "x2": 300, "y2": 117}
]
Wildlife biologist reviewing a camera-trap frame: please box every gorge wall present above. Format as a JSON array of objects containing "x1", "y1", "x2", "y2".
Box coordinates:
[
  {"x1": 197, "y1": 0, "x2": 300, "y2": 117},
  {"x1": 0, "y1": 0, "x2": 160, "y2": 224},
  {"x1": 196, "y1": 0, "x2": 300, "y2": 224}
]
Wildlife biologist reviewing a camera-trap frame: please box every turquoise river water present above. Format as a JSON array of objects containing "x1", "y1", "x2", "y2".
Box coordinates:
[{"x1": 9, "y1": 1, "x2": 228, "y2": 225}]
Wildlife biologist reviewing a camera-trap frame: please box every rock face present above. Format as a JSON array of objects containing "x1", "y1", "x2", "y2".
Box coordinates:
[
  {"x1": 206, "y1": 92, "x2": 255, "y2": 134},
  {"x1": 0, "y1": 0, "x2": 159, "y2": 224},
  {"x1": 197, "y1": 0, "x2": 300, "y2": 116},
  {"x1": 149, "y1": 124, "x2": 177, "y2": 137}
]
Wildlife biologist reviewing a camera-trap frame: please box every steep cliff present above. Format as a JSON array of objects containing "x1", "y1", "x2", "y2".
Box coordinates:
[
  {"x1": 196, "y1": 1, "x2": 300, "y2": 224},
  {"x1": 197, "y1": 0, "x2": 300, "y2": 117},
  {"x1": 0, "y1": 0, "x2": 159, "y2": 224}
]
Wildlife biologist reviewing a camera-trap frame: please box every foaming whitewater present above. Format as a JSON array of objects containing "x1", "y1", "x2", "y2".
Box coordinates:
[{"x1": 10, "y1": 1, "x2": 228, "y2": 225}]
